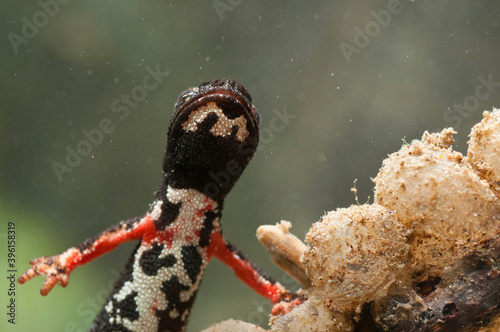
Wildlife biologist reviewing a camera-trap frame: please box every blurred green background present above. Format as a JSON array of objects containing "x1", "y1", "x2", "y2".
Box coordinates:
[{"x1": 1, "y1": 1, "x2": 500, "y2": 331}]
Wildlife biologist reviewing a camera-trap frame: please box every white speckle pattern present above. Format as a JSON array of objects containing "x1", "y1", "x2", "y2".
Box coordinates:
[
  {"x1": 181, "y1": 102, "x2": 249, "y2": 142},
  {"x1": 105, "y1": 187, "x2": 220, "y2": 331},
  {"x1": 150, "y1": 200, "x2": 163, "y2": 221},
  {"x1": 59, "y1": 248, "x2": 79, "y2": 265},
  {"x1": 169, "y1": 309, "x2": 179, "y2": 319},
  {"x1": 104, "y1": 301, "x2": 113, "y2": 314},
  {"x1": 114, "y1": 281, "x2": 135, "y2": 302}
]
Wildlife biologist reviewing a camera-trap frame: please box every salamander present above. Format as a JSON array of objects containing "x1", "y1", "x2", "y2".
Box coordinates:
[{"x1": 19, "y1": 79, "x2": 300, "y2": 332}]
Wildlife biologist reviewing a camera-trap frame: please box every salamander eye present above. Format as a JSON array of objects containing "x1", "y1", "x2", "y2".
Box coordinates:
[{"x1": 175, "y1": 88, "x2": 198, "y2": 108}]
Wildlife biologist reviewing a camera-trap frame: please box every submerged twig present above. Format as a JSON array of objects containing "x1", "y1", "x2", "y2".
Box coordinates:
[{"x1": 257, "y1": 221, "x2": 311, "y2": 289}]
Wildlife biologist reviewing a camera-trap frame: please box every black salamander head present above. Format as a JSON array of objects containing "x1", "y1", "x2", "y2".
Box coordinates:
[{"x1": 163, "y1": 79, "x2": 260, "y2": 201}]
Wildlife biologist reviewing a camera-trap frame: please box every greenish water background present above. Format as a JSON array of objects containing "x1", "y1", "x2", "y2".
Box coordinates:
[{"x1": 1, "y1": 1, "x2": 499, "y2": 331}]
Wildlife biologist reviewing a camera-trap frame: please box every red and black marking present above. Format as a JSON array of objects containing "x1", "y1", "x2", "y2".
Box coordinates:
[
  {"x1": 155, "y1": 201, "x2": 182, "y2": 231},
  {"x1": 19, "y1": 79, "x2": 301, "y2": 332},
  {"x1": 199, "y1": 210, "x2": 219, "y2": 248}
]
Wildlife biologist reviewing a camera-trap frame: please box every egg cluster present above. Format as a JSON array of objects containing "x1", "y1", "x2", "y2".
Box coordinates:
[
  {"x1": 302, "y1": 205, "x2": 409, "y2": 312},
  {"x1": 374, "y1": 127, "x2": 500, "y2": 279},
  {"x1": 269, "y1": 109, "x2": 500, "y2": 331}
]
